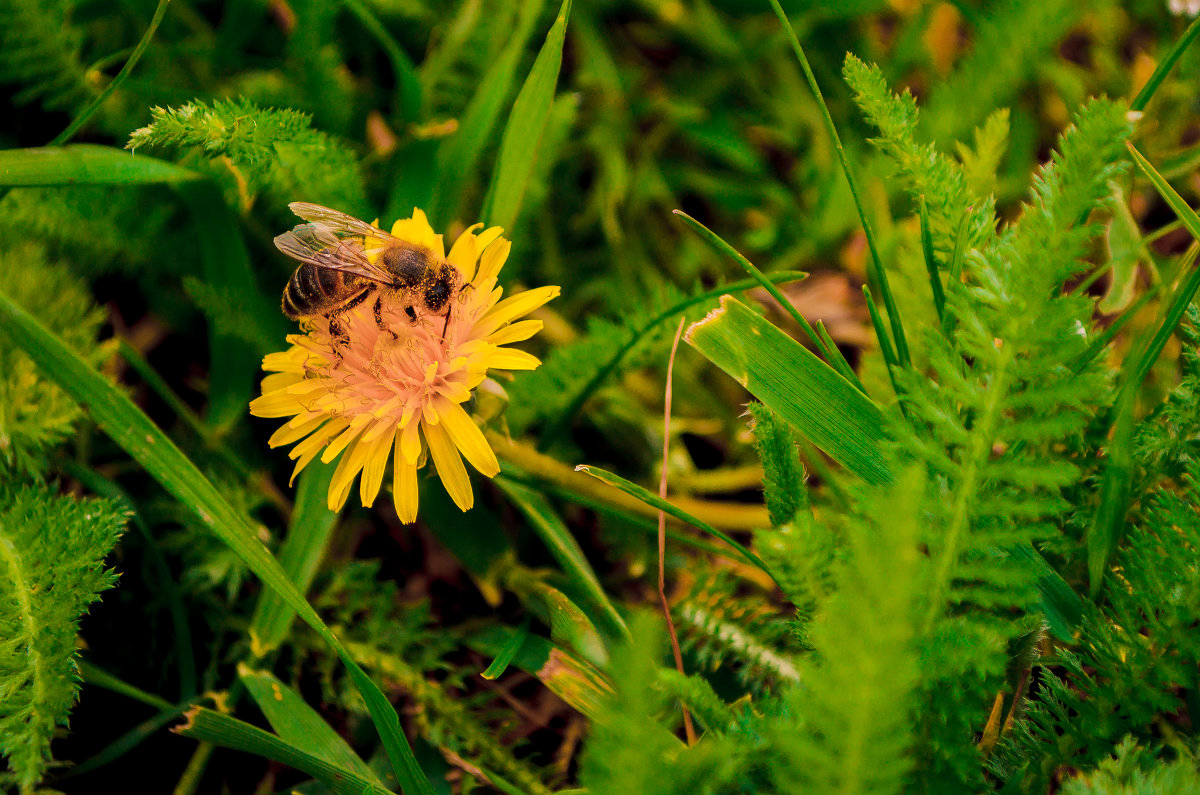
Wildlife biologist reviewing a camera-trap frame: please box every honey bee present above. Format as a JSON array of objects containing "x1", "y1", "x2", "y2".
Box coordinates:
[{"x1": 274, "y1": 202, "x2": 461, "y2": 344}]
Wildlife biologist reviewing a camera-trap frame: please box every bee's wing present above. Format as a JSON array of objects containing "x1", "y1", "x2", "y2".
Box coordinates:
[
  {"x1": 288, "y1": 202, "x2": 396, "y2": 241},
  {"x1": 274, "y1": 223, "x2": 392, "y2": 283}
]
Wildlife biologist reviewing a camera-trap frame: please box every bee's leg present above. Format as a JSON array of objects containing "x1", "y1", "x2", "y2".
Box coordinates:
[
  {"x1": 441, "y1": 309, "x2": 452, "y2": 341},
  {"x1": 373, "y1": 295, "x2": 398, "y2": 339},
  {"x1": 405, "y1": 306, "x2": 418, "y2": 324},
  {"x1": 327, "y1": 316, "x2": 349, "y2": 362}
]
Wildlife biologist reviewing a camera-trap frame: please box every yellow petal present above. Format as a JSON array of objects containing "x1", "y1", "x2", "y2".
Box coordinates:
[
  {"x1": 250, "y1": 390, "x2": 305, "y2": 418},
  {"x1": 262, "y1": 372, "x2": 302, "y2": 394},
  {"x1": 268, "y1": 414, "x2": 327, "y2": 448},
  {"x1": 321, "y1": 421, "x2": 367, "y2": 464},
  {"x1": 288, "y1": 410, "x2": 327, "y2": 427},
  {"x1": 475, "y1": 227, "x2": 504, "y2": 254},
  {"x1": 327, "y1": 430, "x2": 383, "y2": 511},
  {"x1": 486, "y1": 319, "x2": 543, "y2": 346},
  {"x1": 390, "y1": 208, "x2": 444, "y2": 259},
  {"x1": 359, "y1": 429, "x2": 395, "y2": 507},
  {"x1": 474, "y1": 238, "x2": 510, "y2": 285},
  {"x1": 424, "y1": 421, "x2": 473, "y2": 511},
  {"x1": 437, "y1": 399, "x2": 499, "y2": 477},
  {"x1": 400, "y1": 416, "x2": 423, "y2": 464},
  {"x1": 422, "y1": 400, "x2": 439, "y2": 426},
  {"x1": 362, "y1": 414, "x2": 398, "y2": 441},
  {"x1": 289, "y1": 417, "x2": 348, "y2": 461},
  {"x1": 285, "y1": 378, "x2": 329, "y2": 395},
  {"x1": 263, "y1": 349, "x2": 306, "y2": 373},
  {"x1": 289, "y1": 446, "x2": 321, "y2": 487},
  {"x1": 447, "y1": 223, "x2": 483, "y2": 281},
  {"x1": 436, "y1": 381, "x2": 472, "y2": 405},
  {"x1": 487, "y1": 348, "x2": 542, "y2": 371},
  {"x1": 475, "y1": 286, "x2": 560, "y2": 337},
  {"x1": 392, "y1": 441, "x2": 419, "y2": 524}
]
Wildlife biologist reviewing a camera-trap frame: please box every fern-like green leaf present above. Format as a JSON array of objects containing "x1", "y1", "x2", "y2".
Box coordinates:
[
  {"x1": 769, "y1": 468, "x2": 924, "y2": 795},
  {"x1": 0, "y1": 485, "x2": 126, "y2": 789},
  {"x1": 0, "y1": 243, "x2": 110, "y2": 477},
  {"x1": 843, "y1": 53, "x2": 995, "y2": 259},
  {"x1": 996, "y1": 462, "x2": 1200, "y2": 789},
  {"x1": 579, "y1": 613, "x2": 738, "y2": 794},
  {"x1": 1060, "y1": 738, "x2": 1200, "y2": 795},
  {"x1": 0, "y1": 0, "x2": 91, "y2": 111},
  {"x1": 127, "y1": 99, "x2": 368, "y2": 216},
  {"x1": 746, "y1": 401, "x2": 806, "y2": 528}
]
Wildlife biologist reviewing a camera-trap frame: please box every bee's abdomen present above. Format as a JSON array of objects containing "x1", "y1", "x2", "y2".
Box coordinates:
[{"x1": 283, "y1": 264, "x2": 349, "y2": 318}]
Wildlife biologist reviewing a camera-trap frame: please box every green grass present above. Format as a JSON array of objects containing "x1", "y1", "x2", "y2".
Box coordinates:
[{"x1": 2, "y1": 2, "x2": 1200, "y2": 793}]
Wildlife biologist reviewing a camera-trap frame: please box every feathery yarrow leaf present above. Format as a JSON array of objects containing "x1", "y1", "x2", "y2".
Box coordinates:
[
  {"x1": 0, "y1": 485, "x2": 126, "y2": 789},
  {"x1": 746, "y1": 401, "x2": 806, "y2": 528},
  {"x1": 127, "y1": 99, "x2": 368, "y2": 215},
  {"x1": 0, "y1": 243, "x2": 111, "y2": 478}
]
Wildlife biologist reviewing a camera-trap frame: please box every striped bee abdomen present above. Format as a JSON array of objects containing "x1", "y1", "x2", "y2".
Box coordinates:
[{"x1": 282, "y1": 264, "x2": 369, "y2": 319}]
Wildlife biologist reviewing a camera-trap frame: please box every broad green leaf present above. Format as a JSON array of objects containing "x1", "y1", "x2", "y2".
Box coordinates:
[
  {"x1": 249, "y1": 459, "x2": 339, "y2": 657},
  {"x1": 428, "y1": 0, "x2": 547, "y2": 227},
  {"x1": 0, "y1": 293, "x2": 433, "y2": 795},
  {"x1": 479, "y1": 0, "x2": 571, "y2": 233},
  {"x1": 495, "y1": 477, "x2": 629, "y2": 639},
  {"x1": 684, "y1": 295, "x2": 893, "y2": 486},
  {"x1": 239, "y1": 665, "x2": 380, "y2": 785},
  {"x1": 0, "y1": 145, "x2": 197, "y2": 186},
  {"x1": 504, "y1": 571, "x2": 608, "y2": 668},
  {"x1": 175, "y1": 708, "x2": 395, "y2": 795}
]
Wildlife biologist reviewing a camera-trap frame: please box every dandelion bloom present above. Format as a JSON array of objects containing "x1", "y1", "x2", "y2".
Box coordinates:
[{"x1": 250, "y1": 208, "x2": 558, "y2": 522}]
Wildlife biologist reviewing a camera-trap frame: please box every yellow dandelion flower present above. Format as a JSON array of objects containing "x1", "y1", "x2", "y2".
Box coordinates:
[{"x1": 250, "y1": 206, "x2": 558, "y2": 522}]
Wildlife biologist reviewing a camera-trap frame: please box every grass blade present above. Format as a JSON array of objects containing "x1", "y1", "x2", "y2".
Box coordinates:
[
  {"x1": 176, "y1": 708, "x2": 395, "y2": 795},
  {"x1": 919, "y1": 195, "x2": 947, "y2": 324},
  {"x1": 495, "y1": 477, "x2": 629, "y2": 639},
  {"x1": 239, "y1": 665, "x2": 380, "y2": 784},
  {"x1": 540, "y1": 269, "x2": 807, "y2": 446},
  {"x1": 343, "y1": 0, "x2": 421, "y2": 121},
  {"x1": 1130, "y1": 14, "x2": 1200, "y2": 112},
  {"x1": 941, "y1": 208, "x2": 973, "y2": 338},
  {"x1": 862, "y1": 285, "x2": 898, "y2": 369},
  {"x1": 465, "y1": 627, "x2": 611, "y2": 719},
  {"x1": 767, "y1": 0, "x2": 909, "y2": 366},
  {"x1": 176, "y1": 181, "x2": 272, "y2": 432},
  {"x1": 674, "y1": 210, "x2": 838, "y2": 369},
  {"x1": 481, "y1": 618, "x2": 531, "y2": 680},
  {"x1": 49, "y1": 0, "x2": 172, "y2": 145},
  {"x1": 479, "y1": 0, "x2": 571, "y2": 232},
  {"x1": 1088, "y1": 145, "x2": 1200, "y2": 595},
  {"x1": 0, "y1": 145, "x2": 197, "y2": 186},
  {"x1": 685, "y1": 294, "x2": 893, "y2": 486},
  {"x1": 249, "y1": 459, "x2": 339, "y2": 657},
  {"x1": 428, "y1": 0, "x2": 547, "y2": 226},
  {"x1": 0, "y1": 293, "x2": 433, "y2": 795},
  {"x1": 574, "y1": 464, "x2": 779, "y2": 587}
]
